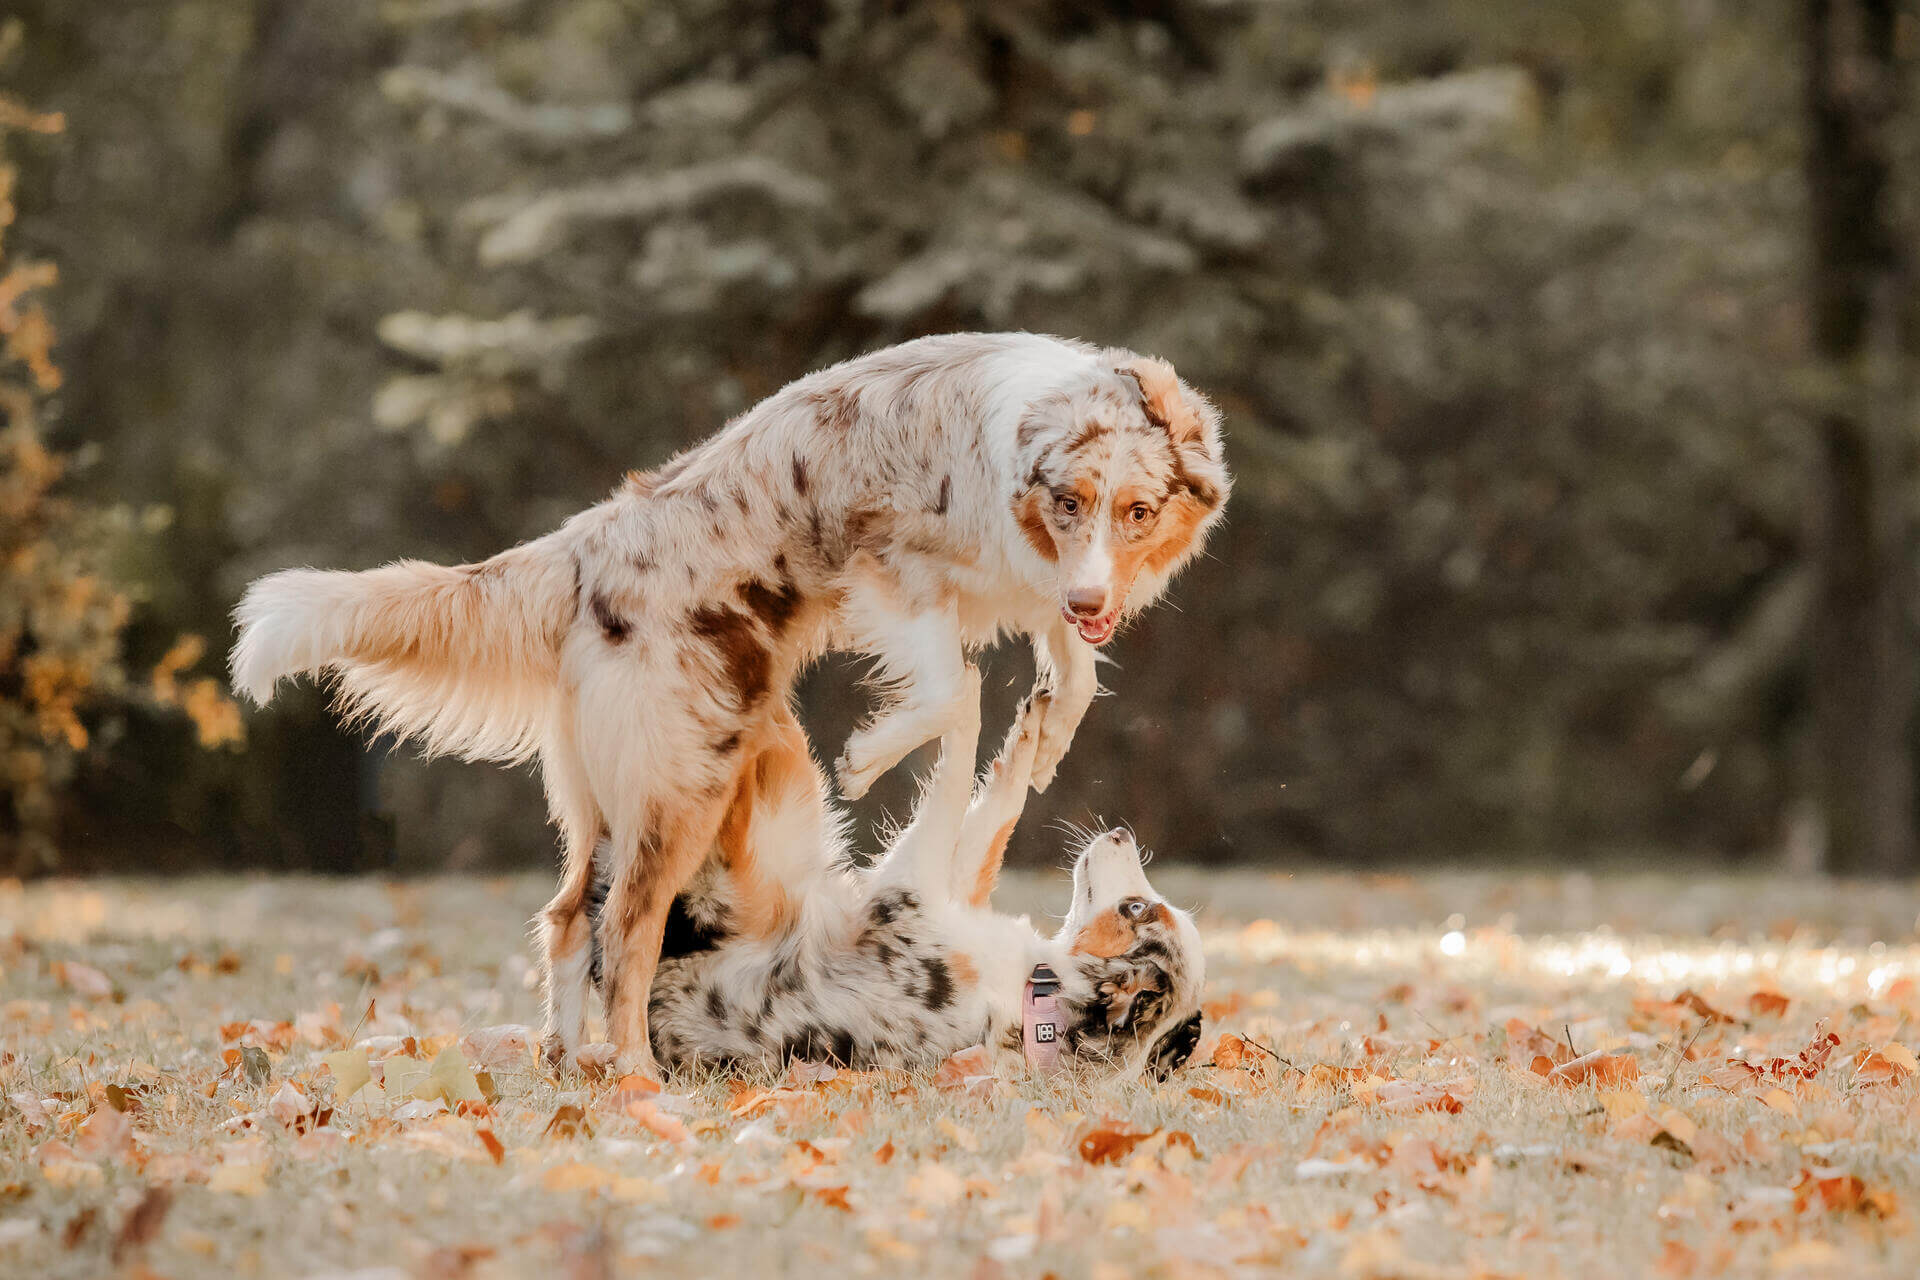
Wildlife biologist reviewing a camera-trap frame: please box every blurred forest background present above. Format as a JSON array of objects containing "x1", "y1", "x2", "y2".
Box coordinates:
[{"x1": 3, "y1": 1, "x2": 1918, "y2": 877}]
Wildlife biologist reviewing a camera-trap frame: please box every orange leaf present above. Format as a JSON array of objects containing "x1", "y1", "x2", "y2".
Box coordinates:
[
  {"x1": 476, "y1": 1125, "x2": 505, "y2": 1165},
  {"x1": 1749, "y1": 991, "x2": 1790, "y2": 1018},
  {"x1": 1547, "y1": 1050, "x2": 1640, "y2": 1089},
  {"x1": 813, "y1": 1186, "x2": 853, "y2": 1212},
  {"x1": 1212, "y1": 1035, "x2": 1247, "y2": 1070},
  {"x1": 1077, "y1": 1124, "x2": 1157, "y2": 1165}
]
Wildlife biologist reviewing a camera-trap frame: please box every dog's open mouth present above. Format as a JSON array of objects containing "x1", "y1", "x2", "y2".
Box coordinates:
[{"x1": 1063, "y1": 606, "x2": 1120, "y2": 646}]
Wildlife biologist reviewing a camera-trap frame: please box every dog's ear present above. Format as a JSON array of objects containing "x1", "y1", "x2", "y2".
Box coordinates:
[
  {"x1": 1113, "y1": 355, "x2": 1206, "y2": 447},
  {"x1": 1146, "y1": 1010, "x2": 1202, "y2": 1080}
]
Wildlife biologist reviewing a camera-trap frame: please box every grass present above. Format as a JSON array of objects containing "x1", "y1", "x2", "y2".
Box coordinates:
[{"x1": 6, "y1": 867, "x2": 1920, "y2": 1278}]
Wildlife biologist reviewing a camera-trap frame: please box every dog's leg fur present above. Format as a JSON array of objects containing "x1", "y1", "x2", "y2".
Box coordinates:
[
  {"x1": 949, "y1": 687, "x2": 1048, "y2": 907},
  {"x1": 833, "y1": 561, "x2": 971, "y2": 801},
  {"x1": 1030, "y1": 620, "x2": 1097, "y2": 792},
  {"x1": 599, "y1": 783, "x2": 740, "y2": 1078},
  {"x1": 868, "y1": 666, "x2": 983, "y2": 898},
  {"x1": 536, "y1": 718, "x2": 602, "y2": 1068}
]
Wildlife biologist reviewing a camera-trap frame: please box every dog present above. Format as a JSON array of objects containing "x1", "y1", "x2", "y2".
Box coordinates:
[
  {"x1": 607, "y1": 672, "x2": 1206, "y2": 1078},
  {"x1": 230, "y1": 332, "x2": 1228, "y2": 1077}
]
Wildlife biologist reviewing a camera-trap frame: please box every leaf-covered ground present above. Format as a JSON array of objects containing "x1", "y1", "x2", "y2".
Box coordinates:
[{"x1": 7, "y1": 869, "x2": 1920, "y2": 1278}]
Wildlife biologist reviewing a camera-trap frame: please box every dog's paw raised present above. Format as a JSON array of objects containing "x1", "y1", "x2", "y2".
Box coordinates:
[{"x1": 834, "y1": 746, "x2": 879, "y2": 801}]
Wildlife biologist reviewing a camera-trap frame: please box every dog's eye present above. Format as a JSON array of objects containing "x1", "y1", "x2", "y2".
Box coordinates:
[
  {"x1": 1055, "y1": 494, "x2": 1079, "y2": 516},
  {"x1": 1128, "y1": 504, "x2": 1153, "y2": 524},
  {"x1": 1121, "y1": 898, "x2": 1148, "y2": 920}
]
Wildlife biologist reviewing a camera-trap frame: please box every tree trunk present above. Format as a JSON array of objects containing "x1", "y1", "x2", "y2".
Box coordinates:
[{"x1": 1803, "y1": 0, "x2": 1912, "y2": 875}]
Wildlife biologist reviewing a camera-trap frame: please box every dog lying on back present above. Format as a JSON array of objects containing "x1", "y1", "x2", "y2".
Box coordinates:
[
  {"x1": 230, "y1": 332, "x2": 1228, "y2": 1077},
  {"x1": 604, "y1": 673, "x2": 1205, "y2": 1078}
]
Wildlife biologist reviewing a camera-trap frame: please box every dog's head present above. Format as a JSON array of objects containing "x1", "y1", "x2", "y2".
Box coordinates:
[
  {"x1": 1054, "y1": 827, "x2": 1205, "y2": 1079},
  {"x1": 1012, "y1": 352, "x2": 1230, "y2": 646}
]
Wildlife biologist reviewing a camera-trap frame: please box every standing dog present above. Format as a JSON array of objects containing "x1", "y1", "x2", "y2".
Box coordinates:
[
  {"x1": 231, "y1": 332, "x2": 1228, "y2": 1077},
  {"x1": 625, "y1": 674, "x2": 1206, "y2": 1078}
]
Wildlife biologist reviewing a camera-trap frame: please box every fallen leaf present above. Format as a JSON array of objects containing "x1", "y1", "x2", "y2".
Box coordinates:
[
  {"x1": 460, "y1": 1025, "x2": 534, "y2": 1072},
  {"x1": 52, "y1": 961, "x2": 113, "y2": 1001},
  {"x1": 1749, "y1": 991, "x2": 1790, "y2": 1019},
  {"x1": 429, "y1": 1046, "x2": 485, "y2": 1104},
  {"x1": 74, "y1": 1107, "x2": 132, "y2": 1161},
  {"x1": 544, "y1": 1104, "x2": 592, "y2": 1140},
  {"x1": 933, "y1": 1045, "x2": 995, "y2": 1095},
  {"x1": 267, "y1": 1082, "x2": 313, "y2": 1128},
  {"x1": 111, "y1": 1185, "x2": 172, "y2": 1262},
  {"x1": 1548, "y1": 1050, "x2": 1640, "y2": 1089},
  {"x1": 542, "y1": 1161, "x2": 614, "y2": 1193},
  {"x1": 322, "y1": 1049, "x2": 371, "y2": 1100},
  {"x1": 1212, "y1": 1034, "x2": 1248, "y2": 1070},
  {"x1": 1078, "y1": 1123, "x2": 1158, "y2": 1165}
]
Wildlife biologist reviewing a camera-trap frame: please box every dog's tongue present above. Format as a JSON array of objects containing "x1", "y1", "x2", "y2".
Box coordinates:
[{"x1": 1076, "y1": 613, "x2": 1117, "y2": 645}]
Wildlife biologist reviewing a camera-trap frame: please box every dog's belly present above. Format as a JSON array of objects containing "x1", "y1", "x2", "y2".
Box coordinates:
[{"x1": 646, "y1": 888, "x2": 992, "y2": 1071}]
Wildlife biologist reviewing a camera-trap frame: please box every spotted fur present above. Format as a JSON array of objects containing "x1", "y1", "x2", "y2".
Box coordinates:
[
  {"x1": 592, "y1": 681, "x2": 1207, "y2": 1079},
  {"x1": 230, "y1": 334, "x2": 1228, "y2": 1077}
]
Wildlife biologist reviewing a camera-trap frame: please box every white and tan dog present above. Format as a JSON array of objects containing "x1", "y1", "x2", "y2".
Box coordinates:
[
  {"x1": 627, "y1": 675, "x2": 1206, "y2": 1079},
  {"x1": 230, "y1": 332, "x2": 1228, "y2": 1077}
]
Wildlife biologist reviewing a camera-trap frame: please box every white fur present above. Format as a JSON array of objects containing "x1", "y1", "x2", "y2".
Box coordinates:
[{"x1": 231, "y1": 332, "x2": 1229, "y2": 1076}]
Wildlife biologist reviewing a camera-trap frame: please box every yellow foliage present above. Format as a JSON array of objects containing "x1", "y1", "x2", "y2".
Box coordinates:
[{"x1": 0, "y1": 70, "x2": 239, "y2": 869}]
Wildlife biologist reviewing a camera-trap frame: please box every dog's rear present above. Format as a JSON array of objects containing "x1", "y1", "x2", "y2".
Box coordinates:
[{"x1": 230, "y1": 531, "x2": 580, "y2": 762}]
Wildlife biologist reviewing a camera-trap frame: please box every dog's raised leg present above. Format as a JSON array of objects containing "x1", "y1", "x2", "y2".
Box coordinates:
[
  {"x1": 948, "y1": 684, "x2": 1048, "y2": 907},
  {"x1": 1030, "y1": 620, "x2": 1098, "y2": 792},
  {"x1": 833, "y1": 559, "x2": 971, "y2": 801},
  {"x1": 868, "y1": 665, "x2": 982, "y2": 898}
]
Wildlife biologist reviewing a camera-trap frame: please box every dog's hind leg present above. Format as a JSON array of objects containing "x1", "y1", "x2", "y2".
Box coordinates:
[
  {"x1": 833, "y1": 559, "x2": 971, "y2": 800},
  {"x1": 536, "y1": 721, "x2": 601, "y2": 1069},
  {"x1": 950, "y1": 683, "x2": 1049, "y2": 907},
  {"x1": 598, "y1": 784, "x2": 740, "y2": 1079}
]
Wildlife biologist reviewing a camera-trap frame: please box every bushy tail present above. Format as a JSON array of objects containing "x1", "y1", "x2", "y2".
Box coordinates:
[{"x1": 230, "y1": 532, "x2": 579, "y2": 763}]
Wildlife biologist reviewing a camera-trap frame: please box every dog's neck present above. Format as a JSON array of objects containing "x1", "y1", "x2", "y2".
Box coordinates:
[{"x1": 972, "y1": 913, "x2": 1097, "y2": 1046}]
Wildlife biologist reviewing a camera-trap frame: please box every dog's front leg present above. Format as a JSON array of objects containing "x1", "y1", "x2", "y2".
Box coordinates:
[
  {"x1": 834, "y1": 562, "x2": 971, "y2": 800},
  {"x1": 1030, "y1": 620, "x2": 1098, "y2": 792},
  {"x1": 869, "y1": 665, "x2": 982, "y2": 897},
  {"x1": 947, "y1": 682, "x2": 1048, "y2": 906}
]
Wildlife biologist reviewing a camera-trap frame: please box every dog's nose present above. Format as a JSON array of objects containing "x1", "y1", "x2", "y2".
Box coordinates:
[
  {"x1": 1107, "y1": 827, "x2": 1130, "y2": 842},
  {"x1": 1066, "y1": 588, "x2": 1108, "y2": 618}
]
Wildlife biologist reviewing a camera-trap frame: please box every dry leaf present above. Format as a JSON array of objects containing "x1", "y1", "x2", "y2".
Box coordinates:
[
  {"x1": 460, "y1": 1025, "x2": 534, "y2": 1072},
  {"x1": 544, "y1": 1104, "x2": 592, "y2": 1140},
  {"x1": 1548, "y1": 1050, "x2": 1640, "y2": 1089},
  {"x1": 1212, "y1": 1034, "x2": 1248, "y2": 1070},
  {"x1": 933, "y1": 1045, "x2": 995, "y2": 1095},
  {"x1": 323, "y1": 1049, "x2": 371, "y2": 1099},
  {"x1": 1077, "y1": 1123, "x2": 1157, "y2": 1165},
  {"x1": 1748, "y1": 991, "x2": 1790, "y2": 1018},
  {"x1": 52, "y1": 961, "x2": 113, "y2": 1001}
]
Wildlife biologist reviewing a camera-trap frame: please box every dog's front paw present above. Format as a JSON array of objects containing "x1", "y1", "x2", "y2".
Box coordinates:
[
  {"x1": 575, "y1": 1041, "x2": 619, "y2": 1081},
  {"x1": 541, "y1": 1031, "x2": 571, "y2": 1074},
  {"x1": 835, "y1": 742, "x2": 881, "y2": 800},
  {"x1": 611, "y1": 1047, "x2": 660, "y2": 1084},
  {"x1": 1029, "y1": 699, "x2": 1079, "y2": 793}
]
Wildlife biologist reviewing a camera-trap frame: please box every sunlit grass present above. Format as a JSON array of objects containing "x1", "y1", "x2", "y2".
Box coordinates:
[{"x1": 6, "y1": 870, "x2": 1920, "y2": 1277}]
